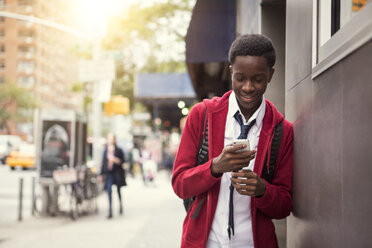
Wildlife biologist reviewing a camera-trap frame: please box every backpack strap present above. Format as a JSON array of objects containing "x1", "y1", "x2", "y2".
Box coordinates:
[
  {"x1": 261, "y1": 120, "x2": 284, "y2": 184},
  {"x1": 196, "y1": 103, "x2": 209, "y2": 165},
  {"x1": 183, "y1": 103, "x2": 209, "y2": 212}
]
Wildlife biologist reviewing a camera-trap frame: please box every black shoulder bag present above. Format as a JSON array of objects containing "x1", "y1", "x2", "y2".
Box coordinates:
[
  {"x1": 183, "y1": 105, "x2": 209, "y2": 211},
  {"x1": 261, "y1": 120, "x2": 283, "y2": 183}
]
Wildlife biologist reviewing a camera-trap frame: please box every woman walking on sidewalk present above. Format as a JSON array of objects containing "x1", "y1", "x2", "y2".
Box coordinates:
[{"x1": 100, "y1": 133, "x2": 127, "y2": 218}]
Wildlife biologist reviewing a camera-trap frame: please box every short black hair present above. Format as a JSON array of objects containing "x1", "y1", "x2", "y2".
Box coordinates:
[{"x1": 228, "y1": 34, "x2": 276, "y2": 67}]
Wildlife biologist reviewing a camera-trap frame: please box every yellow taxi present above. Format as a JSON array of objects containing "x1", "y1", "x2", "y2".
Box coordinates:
[{"x1": 7, "y1": 143, "x2": 35, "y2": 170}]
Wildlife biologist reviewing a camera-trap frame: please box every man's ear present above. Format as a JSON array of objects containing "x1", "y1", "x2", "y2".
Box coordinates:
[
  {"x1": 268, "y1": 68, "x2": 275, "y2": 82},
  {"x1": 229, "y1": 65, "x2": 233, "y2": 75}
]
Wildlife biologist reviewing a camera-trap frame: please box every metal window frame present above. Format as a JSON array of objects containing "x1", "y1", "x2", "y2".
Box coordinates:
[
  {"x1": 312, "y1": 1, "x2": 372, "y2": 79},
  {"x1": 331, "y1": 0, "x2": 341, "y2": 35}
]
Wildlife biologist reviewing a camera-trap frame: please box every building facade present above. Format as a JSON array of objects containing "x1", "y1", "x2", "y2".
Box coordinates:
[
  {"x1": 0, "y1": 0, "x2": 83, "y2": 134},
  {"x1": 286, "y1": 0, "x2": 372, "y2": 247}
]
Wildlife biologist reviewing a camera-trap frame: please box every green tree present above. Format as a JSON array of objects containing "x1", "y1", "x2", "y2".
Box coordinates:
[
  {"x1": 111, "y1": 59, "x2": 136, "y2": 109},
  {"x1": 103, "y1": 0, "x2": 194, "y2": 54},
  {"x1": 103, "y1": 0, "x2": 195, "y2": 111},
  {"x1": 0, "y1": 82, "x2": 38, "y2": 134},
  {"x1": 140, "y1": 54, "x2": 187, "y2": 73}
]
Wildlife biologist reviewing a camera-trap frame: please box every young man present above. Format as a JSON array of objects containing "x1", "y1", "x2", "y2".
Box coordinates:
[{"x1": 172, "y1": 34, "x2": 293, "y2": 248}]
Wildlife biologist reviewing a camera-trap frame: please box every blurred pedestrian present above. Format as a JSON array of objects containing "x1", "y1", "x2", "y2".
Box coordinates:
[
  {"x1": 172, "y1": 34, "x2": 293, "y2": 247},
  {"x1": 140, "y1": 146, "x2": 157, "y2": 186},
  {"x1": 127, "y1": 147, "x2": 134, "y2": 177},
  {"x1": 100, "y1": 133, "x2": 127, "y2": 218},
  {"x1": 162, "y1": 144, "x2": 174, "y2": 179}
]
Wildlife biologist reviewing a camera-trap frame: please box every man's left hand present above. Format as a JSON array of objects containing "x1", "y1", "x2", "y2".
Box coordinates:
[{"x1": 230, "y1": 169, "x2": 266, "y2": 197}]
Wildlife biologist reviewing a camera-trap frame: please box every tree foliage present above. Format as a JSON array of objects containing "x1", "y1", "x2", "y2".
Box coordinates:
[
  {"x1": 0, "y1": 82, "x2": 38, "y2": 133},
  {"x1": 71, "y1": 81, "x2": 92, "y2": 114},
  {"x1": 110, "y1": 59, "x2": 136, "y2": 109},
  {"x1": 103, "y1": 0, "x2": 193, "y2": 52},
  {"x1": 140, "y1": 54, "x2": 187, "y2": 73},
  {"x1": 102, "y1": 0, "x2": 195, "y2": 111}
]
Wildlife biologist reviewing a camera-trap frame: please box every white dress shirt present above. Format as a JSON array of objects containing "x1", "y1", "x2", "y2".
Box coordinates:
[{"x1": 206, "y1": 92, "x2": 266, "y2": 248}]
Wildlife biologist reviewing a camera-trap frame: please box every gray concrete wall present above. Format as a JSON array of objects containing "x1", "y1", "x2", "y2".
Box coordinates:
[
  {"x1": 285, "y1": 0, "x2": 313, "y2": 91},
  {"x1": 261, "y1": 3, "x2": 287, "y2": 248},
  {"x1": 237, "y1": 1, "x2": 286, "y2": 115},
  {"x1": 261, "y1": 3, "x2": 286, "y2": 115},
  {"x1": 286, "y1": 0, "x2": 372, "y2": 247},
  {"x1": 236, "y1": 0, "x2": 260, "y2": 35}
]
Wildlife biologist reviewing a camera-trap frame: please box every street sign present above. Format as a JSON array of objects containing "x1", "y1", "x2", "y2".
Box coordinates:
[{"x1": 78, "y1": 59, "x2": 115, "y2": 82}]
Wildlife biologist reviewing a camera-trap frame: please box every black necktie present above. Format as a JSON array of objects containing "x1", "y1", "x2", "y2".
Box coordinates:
[{"x1": 228, "y1": 111, "x2": 256, "y2": 239}]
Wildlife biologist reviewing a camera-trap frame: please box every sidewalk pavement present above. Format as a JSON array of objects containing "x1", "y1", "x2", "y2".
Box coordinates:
[{"x1": 0, "y1": 170, "x2": 185, "y2": 248}]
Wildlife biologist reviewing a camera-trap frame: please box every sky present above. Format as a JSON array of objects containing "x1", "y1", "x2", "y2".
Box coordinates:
[{"x1": 74, "y1": 0, "x2": 176, "y2": 37}]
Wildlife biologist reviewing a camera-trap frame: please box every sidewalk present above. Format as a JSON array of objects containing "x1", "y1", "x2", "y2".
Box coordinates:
[{"x1": 0, "y1": 170, "x2": 185, "y2": 248}]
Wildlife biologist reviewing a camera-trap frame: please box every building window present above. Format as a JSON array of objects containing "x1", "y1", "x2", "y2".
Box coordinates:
[
  {"x1": 18, "y1": 0, "x2": 32, "y2": 6},
  {"x1": 313, "y1": 0, "x2": 372, "y2": 78},
  {"x1": 0, "y1": 45, "x2": 4, "y2": 53},
  {"x1": 18, "y1": 29, "x2": 35, "y2": 43},
  {"x1": 0, "y1": 30, "x2": 4, "y2": 37},
  {"x1": 17, "y1": 61, "x2": 35, "y2": 73},
  {"x1": 18, "y1": 29, "x2": 34, "y2": 38},
  {"x1": 0, "y1": 77, "x2": 4, "y2": 84},
  {"x1": 0, "y1": 60, "x2": 5, "y2": 70},
  {"x1": 318, "y1": 1, "x2": 332, "y2": 47},
  {"x1": 0, "y1": 0, "x2": 5, "y2": 8},
  {"x1": 319, "y1": 0, "x2": 372, "y2": 45},
  {"x1": 17, "y1": 76, "x2": 35, "y2": 88},
  {"x1": 17, "y1": 20, "x2": 33, "y2": 28},
  {"x1": 18, "y1": 45, "x2": 35, "y2": 56},
  {"x1": 0, "y1": 17, "x2": 5, "y2": 22}
]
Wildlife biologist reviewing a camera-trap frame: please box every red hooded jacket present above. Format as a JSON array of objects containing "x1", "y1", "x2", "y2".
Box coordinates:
[{"x1": 172, "y1": 91, "x2": 293, "y2": 248}]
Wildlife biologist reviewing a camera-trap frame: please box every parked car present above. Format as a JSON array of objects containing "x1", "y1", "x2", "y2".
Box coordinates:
[
  {"x1": 0, "y1": 135, "x2": 22, "y2": 165},
  {"x1": 7, "y1": 143, "x2": 35, "y2": 170}
]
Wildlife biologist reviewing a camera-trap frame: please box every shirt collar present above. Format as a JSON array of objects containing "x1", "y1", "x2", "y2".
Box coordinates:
[{"x1": 228, "y1": 91, "x2": 266, "y2": 127}]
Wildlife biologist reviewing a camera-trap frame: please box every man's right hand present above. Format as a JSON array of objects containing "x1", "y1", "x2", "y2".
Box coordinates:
[{"x1": 210, "y1": 144, "x2": 256, "y2": 177}]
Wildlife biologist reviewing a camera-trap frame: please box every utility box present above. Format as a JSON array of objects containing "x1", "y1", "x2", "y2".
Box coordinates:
[
  {"x1": 34, "y1": 109, "x2": 88, "y2": 216},
  {"x1": 35, "y1": 109, "x2": 87, "y2": 179}
]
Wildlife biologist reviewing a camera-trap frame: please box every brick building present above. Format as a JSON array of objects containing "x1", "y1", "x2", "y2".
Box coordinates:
[{"x1": 0, "y1": 0, "x2": 83, "y2": 135}]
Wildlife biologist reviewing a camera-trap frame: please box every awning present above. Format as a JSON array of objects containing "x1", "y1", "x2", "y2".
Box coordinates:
[
  {"x1": 186, "y1": 0, "x2": 237, "y2": 63},
  {"x1": 134, "y1": 73, "x2": 196, "y2": 129}
]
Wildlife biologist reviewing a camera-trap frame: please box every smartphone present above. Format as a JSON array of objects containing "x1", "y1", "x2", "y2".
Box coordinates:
[{"x1": 232, "y1": 139, "x2": 251, "y2": 153}]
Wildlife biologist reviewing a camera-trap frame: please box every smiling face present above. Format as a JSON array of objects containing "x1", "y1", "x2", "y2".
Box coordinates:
[{"x1": 230, "y1": 55, "x2": 274, "y2": 119}]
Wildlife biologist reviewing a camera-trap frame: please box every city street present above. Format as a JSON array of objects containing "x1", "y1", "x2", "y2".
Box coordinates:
[
  {"x1": 0, "y1": 165, "x2": 37, "y2": 224},
  {"x1": 0, "y1": 165, "x2": 185, "y2": 248}
]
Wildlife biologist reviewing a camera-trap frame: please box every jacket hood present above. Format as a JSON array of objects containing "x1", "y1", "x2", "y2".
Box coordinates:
[{"x1": 264, "y1": 98, "x2": 284, "y2": 130}]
